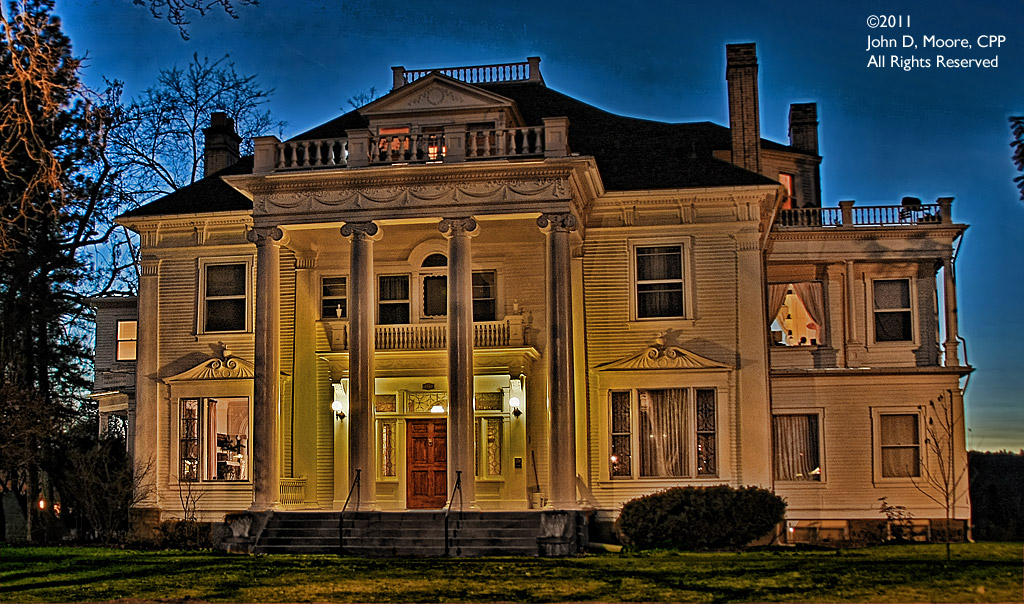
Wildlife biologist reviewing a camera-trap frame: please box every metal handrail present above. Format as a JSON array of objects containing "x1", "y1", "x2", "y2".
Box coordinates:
[
  {"x1": 443, "y1": 470, "x2": 463, "y2": 556},
  {"x1": 338, "y1": 469, "x2": 360, "y2": 555}
]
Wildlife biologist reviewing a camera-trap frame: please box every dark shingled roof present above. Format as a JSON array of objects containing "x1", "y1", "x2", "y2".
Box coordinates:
[
  {"x1": 126, "y1": 79, "x2": 794, "y2": 218},
  {"x1": 120, "y1": 156, "x2": 254, "y2": 218}
]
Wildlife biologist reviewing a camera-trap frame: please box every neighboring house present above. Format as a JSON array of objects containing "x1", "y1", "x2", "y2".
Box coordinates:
[
  {"x1": 89, "y1": 295, "x2": 138, "y2": 448},
  {"x1": 99, "y1": 44, "x2": 971, "y2": 544}
]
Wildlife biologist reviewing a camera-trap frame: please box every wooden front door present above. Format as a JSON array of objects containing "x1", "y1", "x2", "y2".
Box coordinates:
[{"x1": 406, "y1": 418, "x2": 448, "y2": 508}]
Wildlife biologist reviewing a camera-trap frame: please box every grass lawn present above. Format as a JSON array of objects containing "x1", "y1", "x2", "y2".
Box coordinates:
[{"x1": 1, "y1": 542, "x2": 1021, "y2": 603}]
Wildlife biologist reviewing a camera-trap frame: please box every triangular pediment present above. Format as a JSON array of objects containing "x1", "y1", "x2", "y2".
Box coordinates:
[
  {"x1": 596, "y1": 331, "x2": 731, "y2": 371},
  {"x1": 361, "y1": 73, "x2": 517, "y2": 117},
  {"x1": 166, "y1": 354, "x2": 255, "y2": 381}
]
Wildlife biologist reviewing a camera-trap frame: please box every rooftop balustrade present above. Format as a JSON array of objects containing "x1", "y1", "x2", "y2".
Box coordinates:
[
  {"x1": 775, "y1": 198, "x2": 954, "y2": 228},
  {"x1": 254, "y1": 118, "x2": 568, "y2": 174}
]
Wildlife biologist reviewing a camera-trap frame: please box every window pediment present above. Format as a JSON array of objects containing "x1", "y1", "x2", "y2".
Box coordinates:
[
  {"x1": 166, "y1": 353, "x2": 255, "y2": 381},
  {"x1": 597, "y1": 332, "x2": 730, "y2": 371},
  {"x1": 361, "y1": 74, "x2": 518, "y2": 120}
]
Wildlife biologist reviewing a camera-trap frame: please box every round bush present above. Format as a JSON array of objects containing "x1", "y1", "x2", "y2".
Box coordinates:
[{"x1": 614, "y1": 485, "x2": 786, "y2": 550}]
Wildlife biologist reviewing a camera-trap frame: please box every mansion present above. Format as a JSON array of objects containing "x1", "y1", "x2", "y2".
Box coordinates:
[{"x1": 92, "y1": 44, "x2": 971, "y2": 550}]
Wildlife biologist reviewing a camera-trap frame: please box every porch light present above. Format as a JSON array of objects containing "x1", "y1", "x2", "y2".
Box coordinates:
[
  {"x1": 509, "y1": 396, "x2": 522, "y2": 418},
  {"x1": 331, "y1": 400, "x2": 346, "y2": 420},
  {"x1": 430, "y1": 404, "x2": 445, "y2": 414}
]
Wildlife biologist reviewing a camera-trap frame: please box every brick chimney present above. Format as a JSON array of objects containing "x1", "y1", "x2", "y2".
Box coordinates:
[
  {"x1": 203, "y1": 112, "x2": 242, "y2": 177},
  {"x1": 726, "y1": 43, "x2": 761, "y2": 174},
  {"x1": 788, "y1": 103, "x2": 819, "y2": 154}
]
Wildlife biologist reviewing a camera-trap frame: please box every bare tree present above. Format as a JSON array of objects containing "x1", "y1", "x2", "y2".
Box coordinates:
[
  {"x1": 912, "y1": 390, "x2": 968, "y2": 561},
  {"x1": 345, "y1": 86, "x2": 379, "y2": 111},
  {"x1": 1011, "y1": 116, "x2": 1024, "y2": 203},
  {"x1": 132, "y1": 0, "x2": 259, "y2": 40}
]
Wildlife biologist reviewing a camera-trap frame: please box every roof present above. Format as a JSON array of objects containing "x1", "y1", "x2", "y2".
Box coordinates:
[
  {"x1": 120, "y1": 156, "x2": 254, "y2": 218},
  {"x1": 126, "y1": 80, "x2": 794, "y2": 218}
]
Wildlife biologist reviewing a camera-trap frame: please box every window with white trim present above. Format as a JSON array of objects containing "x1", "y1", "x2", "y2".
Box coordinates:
[
  {"x1": 201, "y1": 260, "x2": 250, "y2": 333},
  {"x1": 378, "y1": 274, "x2": 411, "y2": 324},
  {"x1": 877, "y1": 412, "x2": 921, "y2": 478},
  {"x1": 773, "y1": 413, "x2": 823, "y2": 481},
  {"x1": 608, "y1": 387, "x2": 716, "y2": 479},
  {"x1": 873, "y1": 278, "x2": 913, "y2": 342},
  {"x1": 178, "y1": 397, "x2": 250, "y2": 481},
  {"x1": 769, "y1": 282, "x2": 826, "y2": 346},
  {"x1": 116, "y1": 320, "x2": 137, "y2": 361}
]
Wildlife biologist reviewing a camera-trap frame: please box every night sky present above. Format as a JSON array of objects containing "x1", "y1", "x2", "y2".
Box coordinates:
[{"x1": 56, "y1": 0, "x2": 1024, "y2": 451}]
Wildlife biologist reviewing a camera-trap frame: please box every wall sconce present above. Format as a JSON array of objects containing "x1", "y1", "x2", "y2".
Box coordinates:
[
  {"x1": 331, "y1": 400, "x2": 346, "y2": 420},
  {"x1": 509, "y1": 396, "x2": 522, "y2": 418}
]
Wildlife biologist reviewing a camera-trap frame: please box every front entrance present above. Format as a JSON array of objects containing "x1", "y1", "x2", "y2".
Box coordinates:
[{"x1": 406, "y1": 418, "x2": 447, "y2": 508}]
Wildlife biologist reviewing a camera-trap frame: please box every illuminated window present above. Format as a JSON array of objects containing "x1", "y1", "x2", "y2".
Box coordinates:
[
  {"x1": 116, "y1": 320, "x2": 137, "y2": 361},
  {"x1": 608, "y1": 388, "x2": 716, "y2": 479},
  {"x1": 778, "y1": 172, "x2": 795, "y2": 210},
  {"x1": 178, "y1": 397, "x2": 250, "y2": 481},
  {"x1": 321, "y1": 277, "x2": 347, "y2": 319},
  {"x1": 773, "y1": 413, "x2": 823, "y2": 481},
  {"x1": 769, "y1": 282, "x2": 825, "y2": 346}
]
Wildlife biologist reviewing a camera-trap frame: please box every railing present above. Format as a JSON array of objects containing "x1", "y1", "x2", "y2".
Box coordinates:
[
  {"x1": 776, "y1": 199, "x2": 952, "y2": 228},
  {"x1": 279, "y1": 477, "x2": 306, "y2": 505},
  {"x1": 443, "y1": 470, "x2": 463, "y2": 557},
  {"x1": 465, "y1": 127, "x2": 545, "y2": 159},
  {"x1": 321, "y1": 316, "x2": 524, "y2": 352},
  {"x1": 338, "y1": 469, "x2": 361, "y2": 555},
  {"x1": 275, "y1": 138, "x2": 348, "y2": 170},
  {"x1": 394, "y1": 58, "x2": 542, "y2": 89}
]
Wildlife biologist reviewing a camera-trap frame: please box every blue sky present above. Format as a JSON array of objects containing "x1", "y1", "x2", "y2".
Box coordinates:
[{"x1": 57, "y1": 0, "x2": 1024, "y2": 451}]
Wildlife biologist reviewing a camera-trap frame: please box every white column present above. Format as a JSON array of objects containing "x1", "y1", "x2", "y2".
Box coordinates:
[
  {"x1": 248, "y1": 226, "x2": 285, "y2": 511},
  {"x1": 134, "y1": 257, "x2": 160, "y2": 507},
  {"x1": 942, "y1": 257, "x2": 961, "y2": 366},
  {"x1": 439, "y1": 217, "x2": 479, "y2": 507},
  {"x1": 538, "y1": 213, "x2": 578, "y2": 508},
  {"x1": 341, "y1": 221, "x2": 380, "y2": 509}
]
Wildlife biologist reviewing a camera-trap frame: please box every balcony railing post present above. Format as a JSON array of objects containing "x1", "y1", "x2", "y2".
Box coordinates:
[
  {"x1": 254, "y1": 135, "x2": 281, "y2": 174},
  {"x1": 347, "y1": 130, "x2": 371, "y2": 168},
  {"x1": 542, "y1": 117, "x2": 569, "y2": 157},
  {"x1": 392, "y1": 66, "x2": 406, "y2": 90},
  {"x1": 938, "y1": 197, "x2": 954, "y2": 225},
  {"x1": 444, "y1": 125, "x2": 467, "y2": 162},
  {"x1": 838, "y1": 200, "x2": 855, "y2": 227},
  {"x1": 528, "y1": 56, "x2": 543, "y2": 83}
]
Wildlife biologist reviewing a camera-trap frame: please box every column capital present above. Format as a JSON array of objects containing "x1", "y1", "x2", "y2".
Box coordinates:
[
  {"x1": 537, "y1": 212, "x2": 577, "y2": 233},
  {"x1": 341, "y1": 221, "x2": 381, "y2": 241},
  {"x1": 438, "y1": 217, "x2": 479, "y2": 238},
  {"x1": 140, "y1": 257, "x2": 161, "y2": 277},
  {"x1": 246, "y1": 226, "x2": 287, "y2": 246}
]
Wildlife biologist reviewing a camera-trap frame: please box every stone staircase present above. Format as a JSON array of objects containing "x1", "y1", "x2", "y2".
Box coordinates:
[{"x1": 253, "y1": 509, "x2": 587, "y2": 556}]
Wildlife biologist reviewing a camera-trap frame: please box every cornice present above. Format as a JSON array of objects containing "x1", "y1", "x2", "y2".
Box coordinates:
[{"x1": 770, "y1": 225, "x2": 965, "y2": 242}]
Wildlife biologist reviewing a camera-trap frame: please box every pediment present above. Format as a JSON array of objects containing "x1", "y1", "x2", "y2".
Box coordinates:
[
  {"x1": 166, "y1": 354, "x2": 255, "y2": 381},
  {"x1": 596, "y1": 337, "x2": 730, "y2": 371},
  {"x1": 361, "y1": 74, "x2": 517, "y2": 117}
]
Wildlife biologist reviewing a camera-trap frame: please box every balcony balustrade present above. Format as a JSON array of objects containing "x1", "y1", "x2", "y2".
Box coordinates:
[
  {"x1": 320, "y1": 315, "x2": 526, "y2": 353},
  {"x1": 775, "y1": 198, "x2": 953, "y2": 228}
]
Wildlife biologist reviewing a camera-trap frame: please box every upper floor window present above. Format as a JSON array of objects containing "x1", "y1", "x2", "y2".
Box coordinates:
[
  {"x1": 379, "y1": 275, "x2": 411, "y2": 324},
  {"x1": 322, "y1": 277, "x2": 347, "y2": 319},
  {"x1": 769, "y1": 282, "x2": 825, "y2": 346},
  {"x1": 608, "y1": 387, "x2": 716, "y2": 479},
  {"x1": 778, "y1": 172, "x2": 795, "y2": 210},
  {"x1": 877, "y1": 412, "x2": 921, "y2": 478},
  {"x1": 773, "y1": 413, "x2": 822, "y2": 481},
  {"x1": 201, "y1": 260, "x2": 250, "y2": 333},
  {"x1": 634, "y1": 245, "x2": 685, "y2": 319},
  {"x1": 472, "y1": 271, "x2": 497, "y2": 322},
  {"x1": 116, "y1": 320, "x2": 137, "y2": 361},
  {"x1": 873, "y1": 279, "x2": 913, "y2": 342}
]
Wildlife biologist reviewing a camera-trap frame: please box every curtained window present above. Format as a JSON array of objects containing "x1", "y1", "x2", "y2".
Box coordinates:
[
  {"x1": 879, "y1": 413, "x2": 920, "y2": 477},
  {"x1": 769, "y1": 282, "x2": 825, "y2": 346},
  {"x1": 874, "y1": 279, "x2": 913, "y2": 342},
  {"x1": 378, "y1": 275, "x2": 410, "y2": 324},
  {"x1": 773, "y1": 414, "x2": 822, "y2": 481},
  {"x1": 635, "y1": 245, "x2": 685, "y2": 318},
  {"x1": 609, "y1": 388, "x2": 715, "y2": 479},
  {"x1": 203, "y1": 262, "x2": 248, "y2": 332}
]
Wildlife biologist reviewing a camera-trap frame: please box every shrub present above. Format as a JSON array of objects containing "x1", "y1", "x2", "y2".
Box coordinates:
[{"x1": 614, "y1": 485, "x2": 786, "y2": 550}]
